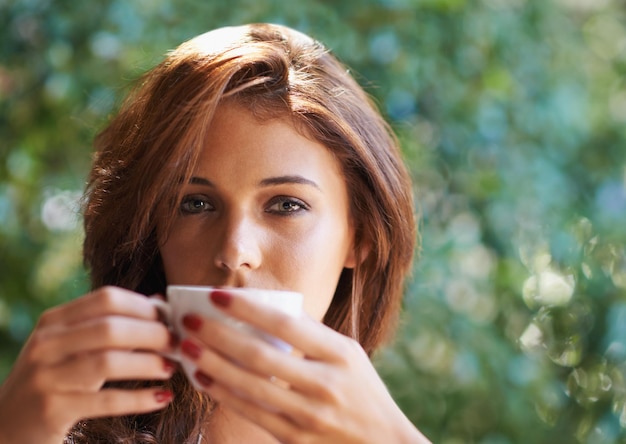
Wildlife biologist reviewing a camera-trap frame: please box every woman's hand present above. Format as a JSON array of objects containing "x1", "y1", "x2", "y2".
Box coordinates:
[
  {"x1": 178, "y1": 290, "x2": 431, "y2": 444},
  {"x1": 0, "y1": 286, "x2": 176, "y2": 444}
]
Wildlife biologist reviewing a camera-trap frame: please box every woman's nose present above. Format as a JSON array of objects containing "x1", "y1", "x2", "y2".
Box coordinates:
[{"x1": 213, "y1": 212, "x2": 262, "y2": 272}]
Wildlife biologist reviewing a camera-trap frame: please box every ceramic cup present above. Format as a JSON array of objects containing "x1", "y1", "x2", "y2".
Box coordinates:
[{"x1": 150, "y1": 285, "x2": 303, "y2": 389}]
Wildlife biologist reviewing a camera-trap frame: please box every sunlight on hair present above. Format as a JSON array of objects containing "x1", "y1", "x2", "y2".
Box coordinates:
[{"x1": 181, "y1": 26, "x2": 245, "y2": 55}]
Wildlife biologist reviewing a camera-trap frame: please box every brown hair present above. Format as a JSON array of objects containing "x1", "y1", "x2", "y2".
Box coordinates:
[{"x1": 74, "y1": 23, "x2": 416, "y2": 444}]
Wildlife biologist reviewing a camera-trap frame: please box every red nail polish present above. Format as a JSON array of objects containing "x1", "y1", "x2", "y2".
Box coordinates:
[
  {"x1": 181, "y1": 339, "x2": 202, "y2": 359},
  {"x1": 154, "y1": 389, "x2": 173, "y2": 403},
  {"x1": 210, "y1": 290, "x2": 232, "y2": 308},
  {"x1": 194, "y1": 370, "x2": 214, "y2": 387},
  {"x1": 182, "y1": 314, "x2": 203, "y2": 331},
  {"x1": 163, "y1": 358, "x2": 177, "y2": 374}
]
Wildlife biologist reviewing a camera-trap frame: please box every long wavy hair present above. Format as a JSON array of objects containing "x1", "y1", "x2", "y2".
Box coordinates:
[{"x1": 71, "y1": 23, "x2": 416, "y2": 444}]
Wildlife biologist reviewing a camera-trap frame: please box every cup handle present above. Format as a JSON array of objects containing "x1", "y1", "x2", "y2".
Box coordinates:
[
  {"x1": 148, "y1": 297, "x2": 173, "y2": 326},
  {"x1": 146, "y1": 297, "x2": 182, "y2": 362}
]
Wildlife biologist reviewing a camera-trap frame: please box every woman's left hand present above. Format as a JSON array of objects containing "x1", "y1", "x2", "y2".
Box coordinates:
[{"x1": 178, "y1": 290, "x2": 431, "y2": 444}]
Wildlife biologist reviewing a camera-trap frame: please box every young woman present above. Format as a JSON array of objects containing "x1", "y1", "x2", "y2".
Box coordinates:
[{"x1": 0, "y1": 23, "x2": 430, "y2": 443}]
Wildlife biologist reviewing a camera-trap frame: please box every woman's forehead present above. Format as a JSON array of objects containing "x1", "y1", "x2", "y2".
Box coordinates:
[{"x1": 193, "y1": 102, "x2": 343, "y2": 183}]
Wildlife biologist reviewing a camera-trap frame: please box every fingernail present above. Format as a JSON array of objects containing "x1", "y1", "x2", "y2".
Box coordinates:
[
  {"x1": 181, "y1": 338, "x2": 202, "y2": 359},
  {"x1": 194, "y1": 370, "x2": 214, "y2": 387},
  {"x1": 154, "y1": 389, "x2": 173, "y2": 403},
  {"x1": 210, "y1": 290, "x2": 232, "y2": 308},
  {"x1": 182, "y1": 314, "x2": 203, "y2": 332},
  {"x1": 163, "y1": 358, "x2": 177, "y2": 374}
]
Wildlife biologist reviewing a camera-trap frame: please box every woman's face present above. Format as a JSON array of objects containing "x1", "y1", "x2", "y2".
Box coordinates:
[{"x1": 158, "y1": 103, "x2": 356, "y2": 321}]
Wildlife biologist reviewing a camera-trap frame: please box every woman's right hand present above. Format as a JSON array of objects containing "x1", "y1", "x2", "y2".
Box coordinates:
[{"x1": 0, "y1": 286, "x2": 176, "y2": 444}]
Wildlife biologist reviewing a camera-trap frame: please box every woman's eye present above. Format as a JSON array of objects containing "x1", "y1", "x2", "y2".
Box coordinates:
[
  {"x1": 266, "y1": 197, "x2": 309, "y2": 215},
  {"x1": 180, "y1": 195, "x2": 214, "y2": 214}
]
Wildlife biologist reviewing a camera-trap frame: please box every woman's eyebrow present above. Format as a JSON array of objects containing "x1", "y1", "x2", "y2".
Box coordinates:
[
  {"x1": 259, "y1": 175, "x2": 321, "y2": 190},
  {"x1": 189, "y1": 177, "x2": 214, "y2": 186},
  {"x1": 188, "y1": 175, "x2": 321, "y2": 190}
]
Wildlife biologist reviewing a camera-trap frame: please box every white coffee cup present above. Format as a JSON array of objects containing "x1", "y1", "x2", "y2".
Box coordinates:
[{"x1": 150, "y1": 285, "x2": 303, "y2": 389}]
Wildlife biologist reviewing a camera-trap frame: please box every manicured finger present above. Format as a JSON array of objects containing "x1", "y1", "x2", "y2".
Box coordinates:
[
  {"x1": 207, "y1": 383, "x2": 338, "y2": 442},
  {"x1": 38, "y1": 287, "x2": 160, "y2": 329},
  {"x1": 38, "y1": 351, "x2": 176, "y2": 392},
  {"x1": 39, "y1": 387, "x2": 173, "y2": 439},
  {"x1": 70, "y1": 387, "x2": 174, "y2": 421},
  {"x1": 183, "y1": 314, "x2": 324, "y2": 394},
  {"x1": 33, "y1": 317, "x2": 172, "y2": 365},
  {"x1": 181, "y1": 336, "x2": 314, "y2": 418}
]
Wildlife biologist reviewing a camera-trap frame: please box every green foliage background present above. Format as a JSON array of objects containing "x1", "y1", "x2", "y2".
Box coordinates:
[{"x1": 1, "y1": 0, "x2": 626, "y2": 442}]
